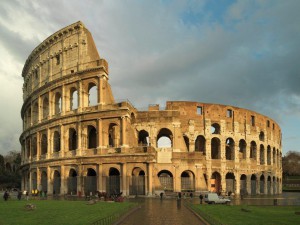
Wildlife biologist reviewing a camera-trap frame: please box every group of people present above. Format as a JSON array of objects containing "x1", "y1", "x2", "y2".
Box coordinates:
[{"x1": 2, "y1": 190, "x2": 30, "y2": 201}]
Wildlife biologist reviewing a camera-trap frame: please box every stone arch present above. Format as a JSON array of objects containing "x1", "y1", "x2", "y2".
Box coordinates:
[
  {"x1": 68, "y1": 168, "x2": 77, "y2": 195},
  {"x1": 53, "y1": 170, "x2": 61, "y2": 195},
  {"x1": 70, "y1": 87, "x2": 78, "y2": 110},
  {"x1": 130, "y1": 167, "x2": 145, "y2": 195},
  {"x1": 158, "y1": 170, "x2": 173, "y2": 191},
  {"x1": 88, "y1": 125, "x2": 97, "y2": 149},
  {"x1": 42, "y1": 97, "x2": 49, "y2": 119},
  {"x1": 211, "y1": 137, "x2": 221, "y2": 159},
  {"x1": 32, "y1": 102, "x2": 39, "y2": 124},
  {"x1": 225, "y1": 138, "x2": 235, "y2": 160},
  {"x1": 157, "y1": 128, "x2": 173, "y2": 148},
  {"x1": 260, "y1": 174, "x2": 265, "y2": 194},
  {"x1": 41, "y1": 133, "x2": 48, "y2": 155},
  {"x1": 26, "y1": 138, "x2": 31, "y2": 158},
  {"x1": 181, "y1": 170, "x2": 195, "y2": 192},
  {"x1": 239, "y1": 139, "x2": 246, "y2": 160},
  {"x1": 85, "y1": 168, "x2": 97, "y2": 196},
  {"x1": 267, "y1": 145, "x2": 271, "y2": 165},
  {"x1": 41, "y1": 171, "x2": 47, "y2": 193},
  {"x1": 259, "y1": 131, "x2": 265, "y2": 141},
  {"x1": 69, "y1": 128, "x2": 77, "y2": 150},
  {"x1": 260, "y1": 145, "x2": 265, "y2": 165},
  {"x1": 88, "y1": 82, "x2": 98, "y2": 106},
  {"x1": 211, "y1": 172, "x2": 221, "y2": 193},
  {"x1": 251, "y1": 174, "x2": 257, "y2": 195},
  {"x1": 273, "y1": 176, "x2": 277, "y2": 194},
  {"x1": 267, "y1": 176, "x2": 271, "y2": 194},
  {"x1": 32, "y1": 171, "x2": 37, "y2": 190},
  {"x1": 211, "y1": 123, "x2": 220, "y2": 134},
  {"x1": 32, "y1": 137, "x2": 37, "y2": 156},
  {"x1": 195, "y1": 135, "x2": 206, "y2": 154},
  {"x1": 107, "y1": 167, "x2": 120, "y2": 196},
  {"x1": 250, "y1": 141, "x2": 257, "y2": 159},
  {"x1": 240, "y1": 174, "x2": 247, "y2": 195},
  {"x1": 138, "y1": 130, "x2": 149, "y2": 146},
  {"x1": 272, "y1": 147, "x2": 276, "y2": 164},
  {"x1": 53, "y1": 131, "x2": 61, "y2": 152},
  {"x1": 225, "y1": 172, "x2": 235, "y2": 194},
  {"x1": 54, "y1": 92, "x2": 62, "y2": 115}
]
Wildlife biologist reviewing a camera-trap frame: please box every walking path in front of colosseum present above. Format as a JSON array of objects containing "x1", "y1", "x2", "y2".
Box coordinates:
[{"x1": 116, "y1": 197, "x2": 206, "y2": 225}]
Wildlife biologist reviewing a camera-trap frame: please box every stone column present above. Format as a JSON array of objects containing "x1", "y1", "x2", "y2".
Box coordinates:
[
  {"x1": 61, "y1": 165, "x2": 66, "y2": 195},
  {"x1": 47, "y1": 166, "x2": 53, "y2": 195},
  {"x1": 48, "y1": 92, "x2": 52, "y2": 119},
  {"x1": 29, "y1": 170, "x2": 32, "y2": 193},
  {"x1": 38, "y1": 96, "x2": 42, "y2": 123},
  {"x1": 235, "y1": 174, "x2": 240, "y2": 195},
  {"x1": 36, "y1": 131, "x2": 40, "y2": 160},
  {"x1": 47, "y1": 128, "x2": 51, "y2": 159},
  {"x1": 246, "y1": 175, "x2": 251, "y2": 195},
  {"x1": 61, "y1": 85, "x2": 65, "y2": 116},
  {"x1": 147, "y1": 163, "x2": 153, "y2": 196},
  {"x1": 77, "y1": 122, "x2": 82, "y2": 155},
  {"x1": 220, "y1": 139, "x2": 226, "y2": 161},
  {"x1": 97, "y1": 119, "x2": 103, "y2": 149},
  {"x1": 121, "y1": 116, "x2": 128, "y2": 147},
  {"x1": 77, "y1": 80, "x2": 83, "y2": 112},
  {"x1": 98, "y1": 164, "x2": 104, "y2": 192},
  {"x1": 60, "y1": 124, "x2": 65, "y2": 157},
  {"x1": 37, "y1": 167, "x2": 41, "y2": 192},
  {"x1": 234, "y1": 143, "x2": 239, "y2": 163},
  {"x1": 121, "y1": 163, "x2": 128, "y2": 195}
]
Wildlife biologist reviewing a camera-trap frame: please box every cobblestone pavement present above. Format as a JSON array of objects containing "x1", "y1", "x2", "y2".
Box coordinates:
[{"x1": 117, "y1": 198, "x2": 205, "y2": 225}]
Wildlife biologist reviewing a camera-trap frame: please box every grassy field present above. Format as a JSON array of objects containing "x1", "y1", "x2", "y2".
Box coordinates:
[
  {"x1": 0, "y1": 199, "x2": 135, "y2": 225},
  {"x1": 191, "y1": 204, "x2": 300, "y2": 225}
]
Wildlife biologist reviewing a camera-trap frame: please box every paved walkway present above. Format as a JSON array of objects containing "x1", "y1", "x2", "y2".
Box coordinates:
[{"x1": 117, "y1": 198, "x2": 206, "y2": 225}]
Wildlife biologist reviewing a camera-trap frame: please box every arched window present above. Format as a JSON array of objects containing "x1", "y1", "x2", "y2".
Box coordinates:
[
  {"x1": 250, "y1": 141, "x2": 257, "y2": 159},
  {"x1": 259, "y1": 131, "x2": 265, "y2": 142},
  {"x1": 88, "y1": 125, "x2": 97, "y2": 149},
  {"x1": 225, "y1": 138, "x2": 235, "y2": 160},
  {"x1": 70, "y1": 88, "x2": 78, "y2": 110},
  {"x1": 42, "y1": 97, "x2": 49, "y2": 119},
  {"x1": 211, "y1": 137, "x2": 220, "y2": 159},
  {"x1": 239, "y1": 139, "x2": 246, "y2": 159},
  {"x1": 33, "y1": 102, "x2": 39, "y2": 124},
  {"x1": 195, "y1": 135, "x2": 206, "y2": 154},
  {"x1": 108, "y1": 123, "x2": 118, "y2": 147},
  {"x1": 88, "y1": 83, "x2": 97, "y2": 106},
  {"x1": 53, "y1": 131, "x2": 60, "y2": 152},
  {"x1": 138, "y1": 130, "x2": 149, "y2": 146},
  {"x1": 260, "y1": 145, "x2": 265, "y2": 165},
  {"x1": 184, "y1": 136, "x2": 189, "y2": 151},
  {"x1": 32, "y1": 137, "x2": 37, "y2": 156},
  {"x1": 54, "y1": 93, "x2": 62, "y2": 115},
  {"x1": 69, "y1": 128, "x2": 77, "y2": 150},
  {"x1": 157, "y1": 128, "x2": 173, "y2": 148},
  {"x1": 267, "y1": 145, "x2": 271, "y2": 165},
  {"x1": 41, "y1": 134, "x2": 48, "y2": 155},
  {"x1": 211, "y1": 123, "x2": 220, "y2": 134}
]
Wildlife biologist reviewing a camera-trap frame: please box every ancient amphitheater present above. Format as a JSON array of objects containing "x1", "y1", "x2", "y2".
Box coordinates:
[{"x1": 20, "y1": 21, "x2": 282, "y2": 197}]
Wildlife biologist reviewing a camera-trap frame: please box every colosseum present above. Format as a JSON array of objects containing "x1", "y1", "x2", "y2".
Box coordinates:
[{"x1": 20, "y1": 21, "x2": 282, "y2": 197}]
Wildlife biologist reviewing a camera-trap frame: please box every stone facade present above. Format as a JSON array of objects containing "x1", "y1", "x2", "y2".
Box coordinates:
[{"x1": 20, "y1": 21, "x2": 282, "y2": 196}]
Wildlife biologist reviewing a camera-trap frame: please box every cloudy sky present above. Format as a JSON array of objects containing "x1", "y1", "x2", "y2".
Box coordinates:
[{"x1": 0, "y1": 0, "x2": 299, "y2": 155}]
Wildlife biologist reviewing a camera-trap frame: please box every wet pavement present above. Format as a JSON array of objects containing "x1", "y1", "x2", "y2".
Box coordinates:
[{"x1": 117, "y1": 198, "x2": 205, "y2": 225}]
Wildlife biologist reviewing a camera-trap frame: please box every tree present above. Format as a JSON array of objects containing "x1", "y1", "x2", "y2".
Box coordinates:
[{"x1": 282, "y1": 151, "x2": 300, "y2": 177}]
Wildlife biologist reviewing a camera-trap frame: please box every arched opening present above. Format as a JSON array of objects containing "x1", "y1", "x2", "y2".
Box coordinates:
[
  {"x1": 85, "y1": 168, "x2": 97, "y2": 196},
  {"x1": 273, "y1": 177, "x2": 277, "y2": 194},
  {"x1": 260, "y1": 145, "x2": 265, "y2": 165},
  {"x1": 267, "y1": 146, "x2": 271, "y2": 165},
  {"x1": 259, "y1": 131, "x2": 265, "y2": 142},
  {"x1": 260, "y1": 174, "x2": 265, "y2": 194},
  {"x1": 181, "y1": 171, "x2": 195, "y2": 192},
  {"x1": 53, "y1": 170, "x2": 61, "y2": 195},
  {"x1": 251, "y1": 174, "x2": 257, "y2": 195},
  {"x1": 130, "y1": 167, "x2": 145, "y2": 195},
  {"x1": 88, "y1": 83, "x2": 98, "y2": 106},
  {"x1": 211, "y1": 123, "x2": 220, "y2": 134},
  {"x1": 42, "y1": 97, "x2": 49, "y2": 119},
  {"x1": 240, "y1": 174, "x2": 247, "y2": 195},
  {"x1": 107, "y1": 168, "x2": 120, "y2": 196},
  {"x1": 158, "y1": 170, "x2": 173, "y2": 191},
  {"x1": 54, "y1": 92, "x2": 62, "y2": 115},
  {"x1": 32, "y1": 172, "x2": 37, "y2": 190},
  {"x1": 157, "y1": 128, "x2": 173, "y2": 148},
  {"x1": 88, "y1": 125, "x2": 97, "y2": 149},
  {"x1": 211, "y1": 137, "x2": 221, "y2": 159},
  {"x1": 70, "y1": 88, "x2": 78, "y2": 110},
  {"x1": 195, "y1": 135, "x2": 206, "y2": 154},
  {"x1": 26, "y1": 138, "x2": 31, "y2": 158},
  {"x1": 41, "y1": 134, "x2": 47, "y2": 155},
  {"x1": 108, "y1": 123, "x2": 119, "y2": 147},
  {"x1": 225, "y1": 138, "x2": 235, "y2": 160},
  {"x1": 138, "y1": 130, "x2": 149, "y2": 146},
  {"x1": 32, "y1": 137, "x2": 37, "y2": 156},
  {"x1": 33, "y1": 102, "x2": 39, "y2": 124},
  {"x1": 211, "y1": 172, "x2": 221, "y2": 193},
  {"x1": 68, "y1": 169, "x2": 77, "y2": 195},
  {"x1": 267, "y1": 176, "x2": 271, "y2": 194},
  {"x1": 250, "y1": 141, "x2": 257, "y2": 159},
  {"x1": 53, "y1": 131, "x2": 60, "y2": 152},
  {"x1": 225, "y1": 173, "x2": 235, "y2": 194},
  {"x1": 239, "y1": 139, "x2": 246, "y2": 160},
  {"x1": 69, "y1": 128, "x2": 77, "y2": 151},
  {"x1": 183, "y1": 136, "x2": 189, "y2": 151},
  {"x1": 272, "y1": 148, "x2": 276, "y2": 165},
  {"x1": 41, "y1": 171, "x2": 47, "y2": 193}
]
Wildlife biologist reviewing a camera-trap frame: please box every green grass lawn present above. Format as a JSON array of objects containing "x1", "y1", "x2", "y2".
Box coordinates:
[
  {"x1": 0, "y1": 199, "x2": 135, "y2": 225},
  {"x1": 191, "y1": 204, "x2": 300, "y2": 225}
]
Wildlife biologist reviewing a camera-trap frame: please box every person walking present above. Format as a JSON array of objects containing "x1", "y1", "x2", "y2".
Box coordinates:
[
  {"x1": 3, "y1": 191, "x2": 9, "y2": 201},
  {"x1": 199, "y1": 194, "x2": 203, "y2": 204}
]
